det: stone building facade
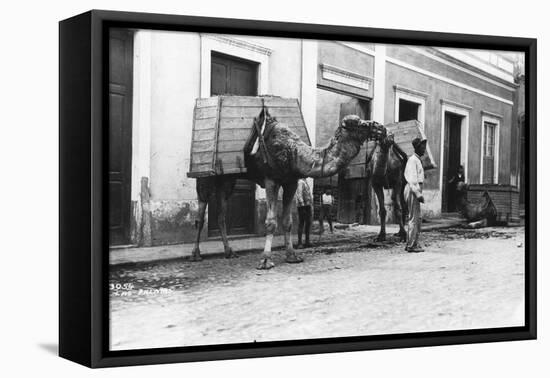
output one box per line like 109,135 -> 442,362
108,28 -> 523,247
314,42 -> 523,223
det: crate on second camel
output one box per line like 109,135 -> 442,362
187,96 -> 312,178
386,119 -> 437,170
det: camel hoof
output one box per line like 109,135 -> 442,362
224,248 -> 238,259
285,253 -> 304,264
257,258 -> 275,270
190,253 -> 202,262
375,234 -> 386,242
395,231 -> 407,242
190,247 -> 202,261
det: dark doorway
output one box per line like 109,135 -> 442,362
442,112 -> 463,213
208,52 -> 258,236
337,98 -> 371,224
337,175 -> 367,224
398,99 -> 420,121
109,29 -> 134,246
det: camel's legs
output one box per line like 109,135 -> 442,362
191,199 -> 207,261
373,183 -> 387,242
391,182 -> 407,241
216,183 -> 237,258
282,181 -> 303,263
258,179 -> 280,270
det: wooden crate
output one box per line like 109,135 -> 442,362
187,96 -> 311,178
467,184 -> 520,224
386,120 -> 437,170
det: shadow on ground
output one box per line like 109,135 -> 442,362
38,343 -> 58,355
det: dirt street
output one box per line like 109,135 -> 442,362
109,226 -> 525,351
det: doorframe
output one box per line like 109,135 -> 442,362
200,34 -> 273,206
205,44 -> 262,237
439,99 -> 471,201
128,30 -> 153,245
199,34 -> 271,97
393,84 -> 428,129
336,97 -> 372,224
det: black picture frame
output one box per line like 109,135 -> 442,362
59,9 -> 537,368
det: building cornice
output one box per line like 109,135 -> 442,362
408,47 -> 518,92
440,99 -> 473,111
394,84 -> 429,99
387,56 -> 514,106
338,42 -> 376,57
203,34 -> 273,56
320,63 -> 373,91
481,110 -> 504,119
462,50 -> 516,76
427,47 -> 519,89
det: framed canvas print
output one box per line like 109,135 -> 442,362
59,10 -> 537,368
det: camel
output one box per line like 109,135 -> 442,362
455,182 -> 498,228
190,109 -> 383,269
365,130 -> 409,242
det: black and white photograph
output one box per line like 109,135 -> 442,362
4,0 -> 547,375
107,28 -> 527,351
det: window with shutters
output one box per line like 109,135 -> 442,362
480,115 -> 500,184
483,122 -> 496,183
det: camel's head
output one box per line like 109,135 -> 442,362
368,121 -> 387,142
378,131 -> 395,149
256,106 -> 277,127
340,115 -> 383,143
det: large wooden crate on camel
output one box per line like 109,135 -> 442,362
187,96 -> 311,178
385,119 -> 437,170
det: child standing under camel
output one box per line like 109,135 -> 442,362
320,188 -> 334,234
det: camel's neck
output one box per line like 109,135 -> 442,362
298,134 -> 363,178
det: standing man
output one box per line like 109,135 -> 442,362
404,137 -> 427,253
295,178 -> 313,248
320,188 -> 334,234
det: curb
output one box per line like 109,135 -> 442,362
109,220 -> 468,267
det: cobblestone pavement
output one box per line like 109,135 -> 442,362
109,226 -> 525,351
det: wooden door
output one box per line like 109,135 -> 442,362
208,179 -> 257,236
208,53 -> 258,236
211,53 -> 258,96
109,29 -> 134,245
337,176 -> 366,224
337,98 -> 370,224
442,112 -> 462,212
